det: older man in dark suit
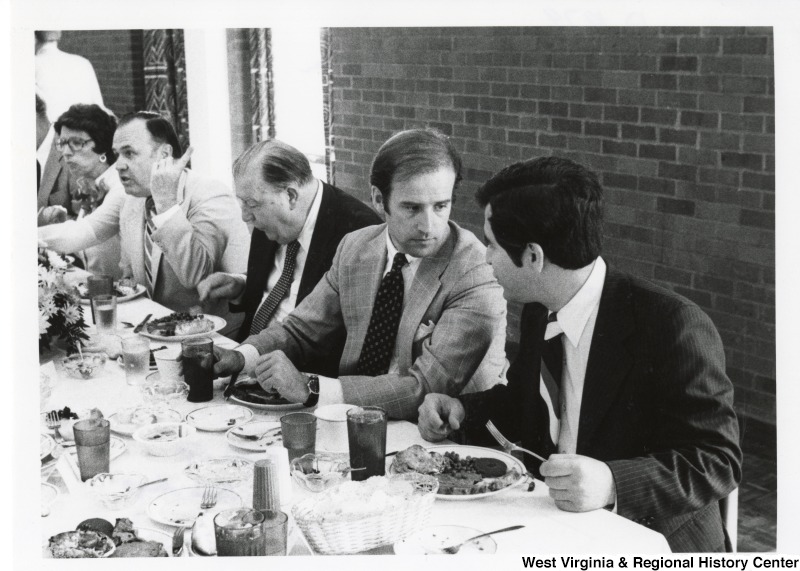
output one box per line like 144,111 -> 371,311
418,156 -> 742,552
198,139 -> 381,374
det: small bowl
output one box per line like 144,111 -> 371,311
61,353 -> 108,379
142,372 -> 189,404
87,472 -> 146,509
291,452 -> 351,493
132,422 -> 195,457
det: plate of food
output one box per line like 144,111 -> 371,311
108,407 -> 182,437
139,312 -> 226,341
69,517 -> 175,557
389,444 -> 525,500
77,279 -> 146,304
228,375 -> 304,411
225,420 -> 282,452
41,433 -> 56,460
45,530 -> 116,558
393,525 -> 497,555
147,486 -> 242,527
184,457 -> 254,485
185,404 -> 253,432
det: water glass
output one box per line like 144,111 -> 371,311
280,412 -> 317,462
86,275 -> 114,297
91,294 -> 117,336
122,336 -> 150,387
346,406 -> 387,481
181,337 -> 214,402
214,508 -> 287,557
73,418 -> 110,482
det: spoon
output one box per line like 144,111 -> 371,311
441,524 -> 525,554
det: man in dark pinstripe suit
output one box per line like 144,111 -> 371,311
418,156 -> 742,552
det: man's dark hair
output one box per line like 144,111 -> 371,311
35,93 -> 47,117
476,156 -> 603,269
117,111 -> 182,158
54,104 -> 118,165
370,128 -> 462,212
232,139 -> 314,188
35,31 -> 62,43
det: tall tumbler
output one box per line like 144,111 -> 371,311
346,406 -> 387,481
73,418 -> 110,482
181,337 -> 214,402
91,295 -> 117,336
86,275 -> 113,322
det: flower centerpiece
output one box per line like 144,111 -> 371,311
38,247 -> 88,355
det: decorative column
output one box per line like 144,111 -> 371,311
143,29 -> 190,152
248,29 -> 275,143
320,28 -> 335,184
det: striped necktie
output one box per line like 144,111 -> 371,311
356,252 -> 408,376
541,312 -> 564,420
249,240 -> 301,335
143,197 -> 157,297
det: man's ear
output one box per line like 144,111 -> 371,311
371,186 -> 386,216
160,144 -> 172,159
285,185 -> 299,207
524,243 -> 545,273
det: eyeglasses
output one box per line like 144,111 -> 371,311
55,137 -> 94,152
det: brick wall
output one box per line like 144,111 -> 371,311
330,27 -> 776,424
58,30 -> 146,118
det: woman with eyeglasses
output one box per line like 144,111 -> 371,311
49,104 -> 123,278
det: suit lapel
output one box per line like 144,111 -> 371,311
395,231 -> 453,370
577,269 -> 635,451
347,229 -> 388,356
300,182 -> 336,302
38,142 -> 62,208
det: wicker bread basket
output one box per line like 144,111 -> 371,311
292,473 -> 439,554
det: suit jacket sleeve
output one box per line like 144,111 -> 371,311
152,175 -> 245,289
38,181 -> 125,253
607,302 -> 742,521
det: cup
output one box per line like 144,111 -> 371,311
213,508 -> 288,557
86,275 -> 114,298
346,406 -> 387,481
73,418 -> 111,482
91,295 -> 117,336
122,336 -> 150,387
154,348 -> 183,381
314,404 -> 356,453
181,337 -> 214,402
280,412 -> 317,462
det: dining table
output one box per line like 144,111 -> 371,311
39,274 -> 672,558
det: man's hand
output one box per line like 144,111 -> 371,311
253,351 -> 308,403
149,146 -> 193,213
540,454 -> 617,512
38,205 -> 68,226
212,346 -> 246,378
417,393 -> 465,442
198,273 -> 246,303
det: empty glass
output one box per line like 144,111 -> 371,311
122,336 -> 150,387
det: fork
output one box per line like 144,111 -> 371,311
45,411 -> 61,432
485,420 -> 547,463
200,485 -> 218,510
230,426 -> 281,441
171,526 -> 186,556
441,524 -> 525,554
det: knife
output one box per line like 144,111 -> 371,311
133,314 -> 153,334
222,371 -> 240,401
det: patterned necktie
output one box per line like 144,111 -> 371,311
356,252 -> 408,376
143,197 -> 157,297
541,312 -> 564,419
249,240 -> 301,335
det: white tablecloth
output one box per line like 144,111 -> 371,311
40,294 -> 672,556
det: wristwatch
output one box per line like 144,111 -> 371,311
303,374 -> 320,407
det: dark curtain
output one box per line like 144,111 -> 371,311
248,29 -> 275,143
143,30 -> 189,152
320,28 -> 335,184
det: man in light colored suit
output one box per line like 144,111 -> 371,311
417,156 -> 742,551
214,129 -> 507,420
38,111 -> 250,316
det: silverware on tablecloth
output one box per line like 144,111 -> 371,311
134,477 -> 169,490
121,322 -> 134,329
190,486 -> 218,556
229,425 -> 281,441
441,524 -> 525,554
172,526 -> 186,556
133,314 -> 153,334
485,420 -> 547,463
222,371 -> 240,400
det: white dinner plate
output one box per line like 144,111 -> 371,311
394,525 -> 497,555
67,435 -> 127,461
41,482 -> 59,508
108,408 -> 182,437
185,404 -> 253,432
228,376 -> 304,411
138,315 -> 227,341
40,434 -> 56,460
184,458 -> 254,485
225,421 -> 282,452
389,444 -> 526,501
147,486 -> 242,527
78,283 -> 147,305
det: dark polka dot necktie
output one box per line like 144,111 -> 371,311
249,240 -> 300,335
356,252 -> 408,376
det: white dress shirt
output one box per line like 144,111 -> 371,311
542,256 -> 607,453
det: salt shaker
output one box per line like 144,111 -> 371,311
253,459 -> 280,512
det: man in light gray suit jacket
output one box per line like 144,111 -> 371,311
214,129 -> 507,420
38,112 -> 250,317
